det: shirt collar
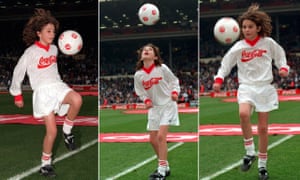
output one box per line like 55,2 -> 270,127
34,41 -> 50,51
142,63 -> 155,74
245,36 -> 260,46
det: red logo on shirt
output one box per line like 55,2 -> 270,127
142,77 -> 162,90
241,49 -> 267,62
37,55 -> 57,69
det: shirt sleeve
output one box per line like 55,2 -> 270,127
270,38 -> 290,72
162,64 -> 180,94
215,46 -> 238,82
9,51 -> 28,96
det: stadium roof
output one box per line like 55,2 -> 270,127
0,0 -> 97,21
100,0 -> 197,30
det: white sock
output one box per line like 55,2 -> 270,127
41,152 -> 52,167
258,152 -> 267,169
244,137 -> 256,156
158,166 -> 167,176
63,117 -> 74,134
158,160 -> 168,176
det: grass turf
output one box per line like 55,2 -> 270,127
99,108 -> 198,179
199,96 -> 300,179
0,92 -> 98,179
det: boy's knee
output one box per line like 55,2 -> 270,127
239,111 -> 250,121
72,92 -> 82,108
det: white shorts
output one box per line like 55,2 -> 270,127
147,101 -> 180,131
237,84 -> 278,112
32,82 -> 72,118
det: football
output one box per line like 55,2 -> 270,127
58,30 -> 83,55
213,17 -> 240,45
138,3 -> 160,26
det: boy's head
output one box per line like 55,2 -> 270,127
23,8 -> 59,46
136,43 -> 163,70
238,4 -> 272,39
138,43 -> 162,62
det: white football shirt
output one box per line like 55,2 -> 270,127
215,37 -> 289,85
10,41 -> 63,96
134,63 -> 180,106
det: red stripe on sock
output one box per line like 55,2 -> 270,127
42,156 -> 50,161
42,153 -> 51,161
244,141 -> 253,146
159,160 -> 168,166
244,138 -> 253,146
258,153 -> 268,159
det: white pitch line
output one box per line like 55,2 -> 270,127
200,135 -> 294,180
8,139 -> 98,180
105,142 -> 184,180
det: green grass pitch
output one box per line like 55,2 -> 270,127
0,92 -> 98,179
199,96 -> 300,179
99,108 -> 198,179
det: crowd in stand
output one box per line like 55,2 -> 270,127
58,45 -> 98,85
99,72 -> 198,105
100,39 -> 197,76
99,38 -> 198,105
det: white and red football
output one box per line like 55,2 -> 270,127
213,17 -> 240,45
138,3 -> 160,26
58,30 -> 83,55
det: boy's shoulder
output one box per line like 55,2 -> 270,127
258,36 -> 274,43
160,63 -> 168,68
227,40 -> 246,51
134,69 -> 144,76
23,44 -> 37,54
259,37 -> 281,47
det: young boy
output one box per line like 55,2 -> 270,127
213,4 -> 289,180
9,8 -> 82,177
134,43 -> 180,180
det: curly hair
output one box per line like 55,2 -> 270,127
23,8 -> 59,46
238,3 -> 272,38
135,43 -> 163,70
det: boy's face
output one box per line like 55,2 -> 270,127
141,46 -> 158,61
242,19 -> 261,40
37,23 -> 56,46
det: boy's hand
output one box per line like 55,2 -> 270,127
171,94 -> 178,101
279,69 -> 288,77
15,101 -> 24,108
145,99 -> 153,109
213,83 -> 221,92
14,95 -> 24,108
145,101 -> 153,109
